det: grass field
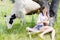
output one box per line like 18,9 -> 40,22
0,0 -> 60,40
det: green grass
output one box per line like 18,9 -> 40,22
0,0 -> 60,40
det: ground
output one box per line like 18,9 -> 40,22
0,0 -> 60,40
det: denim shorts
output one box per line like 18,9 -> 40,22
35,24 -> 43,30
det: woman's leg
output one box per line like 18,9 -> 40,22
39,28 -> 52,38
26,27 -> 41,33
51,29 -> 55,40
39,27 -> 55,40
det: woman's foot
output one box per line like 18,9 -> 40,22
26,27 -> 31,32
39,34 -> 44,39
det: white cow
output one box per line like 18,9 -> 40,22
5,0 -> 40,29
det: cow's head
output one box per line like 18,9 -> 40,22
4,14 -> 16,29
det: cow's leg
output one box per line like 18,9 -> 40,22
20,13 -> 25,25
49,0 -> 60,26
5,14 -> 16,29
18,9 -> 26,25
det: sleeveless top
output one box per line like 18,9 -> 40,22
37,13 -> 47,25
35,13 -> 48,30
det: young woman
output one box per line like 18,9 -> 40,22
26,7 -> 55,40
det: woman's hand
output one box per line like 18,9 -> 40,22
43,20 -> 49,26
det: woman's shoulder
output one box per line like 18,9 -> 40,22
38,13 -> 43,17
39,13 -> 42,15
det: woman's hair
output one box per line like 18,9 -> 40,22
39,6 -> 45,16
40,6 -> 45,13
40,6 -> 49,17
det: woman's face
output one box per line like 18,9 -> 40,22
43,7 -> 48,15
